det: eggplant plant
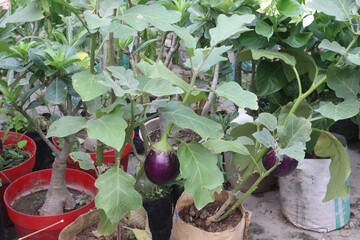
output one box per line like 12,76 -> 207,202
0,0 -> 357,237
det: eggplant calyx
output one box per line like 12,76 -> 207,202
152,134 -> 174,154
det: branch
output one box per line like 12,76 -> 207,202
164,35 -> 180,67
201,63 -> 220,116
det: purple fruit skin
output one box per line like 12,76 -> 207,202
262,150 -> 298,177
145,149 -> 180,185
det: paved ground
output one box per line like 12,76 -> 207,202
5,143 -> 360,240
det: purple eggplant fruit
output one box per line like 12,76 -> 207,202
262,150 -> 298,177
145,149 -> 180,185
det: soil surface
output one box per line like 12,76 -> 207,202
179,201 -> 242,232
12,189 -> 92,216
75,220 -> 136,240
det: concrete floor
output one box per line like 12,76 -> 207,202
5,143 -> 360,240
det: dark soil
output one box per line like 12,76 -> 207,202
150,129 -> 201,147
0,145 -> 30,170
179,201 -> 242,232
12,189 -> 92,216
75,220 -> 136,240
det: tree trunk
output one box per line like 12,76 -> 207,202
39,137 -> 76,216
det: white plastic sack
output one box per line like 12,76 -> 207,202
279,158 -> 350,232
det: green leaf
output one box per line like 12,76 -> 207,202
100,21 -> 137,40
95,166 -> 142,224
118,5 -> 180,31
281,32 -> 312,48
326,66 -> 359,99
209,14 -> 255,46
84,11 -> 112,30
202,139 -> 250,155
316,99 -> 360,121
17,140 -> 27,149
238,49 -> 296,67
0,58 -> 22,70
136,60 -> 205,103
184,45 -> 232,73
69,152 -> 95,170
256,61 -> 288,96
47,116 -> 87,138
277,0 -> 304,17
124,227 -> 152,240
136,76 -> 184,97
178,142 -> 224,209
257,113 -> 277,131
278,114 -> 312,149
98,209 -> 118,235
306,0 -> 357,22
278,101 -> 313,126
107,66 -> 139,89
314,132 -> 351,202
318,40 -> 347,55
277,142 -> 306,162
282,49 -> 318,82
45,78 -> 67,104
99,0 -> 123,17
72,71 -> 110,101
85,109 -> 127,151
215,82 -> 258,110
253,129 -> 276,149
255,20 -> 273,39
162,101 -> 224,140
0,0 -> 44,28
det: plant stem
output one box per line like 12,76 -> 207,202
292,66 -> 302,98
90,33 -> 97,74
96,141 -> 104,166
201,63 -> 220,116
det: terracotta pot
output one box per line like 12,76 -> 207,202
52,131 -> 134,178
171,191 -> 252,240
4,168 -> 97,240
0,131 -> 36,226
224,152 -> 278,194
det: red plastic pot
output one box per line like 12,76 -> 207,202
4,168 -> 97,240
52,131 -> 134,178
0,131 -> 36,226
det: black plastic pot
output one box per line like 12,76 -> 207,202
171,184 -> 184,208
329,119 -> 359,144
23,131 -> 54,171
0,202 -> 5,240
143,195 -> 173,240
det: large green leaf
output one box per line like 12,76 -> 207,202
45,78 -> 67,104
255,20 -> 273,39
314,132 -> 351,202
215,82 -> 258,110
98,209 -> 118,235
281,32 -> 312,48
202,139 -> 251,155
282,49 -> 318,82
256,113 -> 277,131
277,0 -> 304,17
277,142 -> 306,162
84,11 -> 112,30
0,0 -> 44,28
326,66 -> 359,99
72,71 -> 110,101
178,142 -> 224,209
162,101 -> 223,140
85,109 -> 127,151
100,21 -> 137,40
253,128 -> 276,149
278,114 -> 312,149
318,40 -> 347,55
136,60 -> 206,103
47,116 -> 87,138
306,0 -> 357,22
256,61 -> 288,96
118,5 -> 180,31
209,14 -> 255,46
316,99 -> 360,121
184,45 -> 232,73
238,49 -> 296,67
0,58 -> 22,70
95,166 -> 142,225
278,101 -> 313,125
136,76 -> 184,97
99,0 -> 123,17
